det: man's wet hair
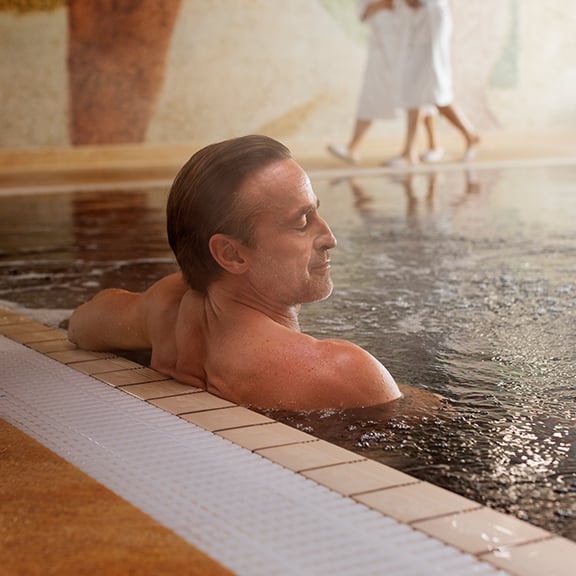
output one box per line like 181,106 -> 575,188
167,134 -> 292,293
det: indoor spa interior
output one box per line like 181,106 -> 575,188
1,1 -> 575,575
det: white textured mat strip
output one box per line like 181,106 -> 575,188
0,336 -> 504,576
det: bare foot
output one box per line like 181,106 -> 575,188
462,134 -> 481,162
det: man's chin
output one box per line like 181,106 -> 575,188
305,281 -> 334,303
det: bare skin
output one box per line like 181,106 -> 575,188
69,160 -> 402,411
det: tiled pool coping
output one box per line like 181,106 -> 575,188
2,305 -> 575,575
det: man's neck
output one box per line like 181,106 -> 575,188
206,282 -> 301,332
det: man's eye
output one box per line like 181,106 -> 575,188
295,219 -> 309,230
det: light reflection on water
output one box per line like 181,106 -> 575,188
277,166 -> 576,540
0,166 -> 575,539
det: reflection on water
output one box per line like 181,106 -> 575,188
0,187 -> 177,311
0,166 -> 575,540
275,166 -> 576,540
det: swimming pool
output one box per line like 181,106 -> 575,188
1,164 -> 575,541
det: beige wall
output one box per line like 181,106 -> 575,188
0,0 -> 574,150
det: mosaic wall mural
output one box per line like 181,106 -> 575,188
67,0 -> 180,145
0,0 -> 574,148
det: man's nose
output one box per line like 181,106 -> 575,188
317,216 -> 337,250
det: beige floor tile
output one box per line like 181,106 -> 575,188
482,536 -> 576,576
47,349 -> 116,363
256,439 -> 364,472
217,421 -> 316,450
0,309 -> 27,325
182,406 -> 274,432
27,339 -> 77,353
69,357 -> 142,375
149,392 -> 234,414
354,481 -> 481,524
95,367 -> 171,387
120,379 -> 201,400
414,507 -> 552,555
302,459 -> 418,496
8,329 -> 68,344
0,320 -> 49,335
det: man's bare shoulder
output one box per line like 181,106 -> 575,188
142,272 -> 194,327
222,326 -> 401,410
307,337 -> 401,405
143,272 -> 189,302
144,273 -> 201,342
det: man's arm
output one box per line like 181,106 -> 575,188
68,288 -> 150,351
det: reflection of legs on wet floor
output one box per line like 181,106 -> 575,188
399,172 -> 443,227
465,170 -> 481,194
401,173 -> 419,225
426,172 -> 438,206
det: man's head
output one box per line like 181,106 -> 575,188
229,157 -> 338,306
167,135 -> 292,293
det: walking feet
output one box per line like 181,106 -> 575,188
327,144 -> 358,165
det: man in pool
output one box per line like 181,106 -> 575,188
68,135 -> 402,410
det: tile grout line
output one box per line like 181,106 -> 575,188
1,307 -> 574,574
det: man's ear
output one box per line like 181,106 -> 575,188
208,233 -> 249,274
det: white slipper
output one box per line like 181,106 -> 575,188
384,156 -> 414,167
327,144 -> 357,165
420,148 -> 445,163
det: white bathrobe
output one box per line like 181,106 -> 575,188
356,0 -> 407,120
400,0 -> 454,109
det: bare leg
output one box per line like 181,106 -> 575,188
437,104 -> 480,160
347,119 -> 372,157
423,113 -> 438,151
399,108 -> 421,164
420,112 -> 444,162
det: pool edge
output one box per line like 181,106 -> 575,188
2,305 -> 575,576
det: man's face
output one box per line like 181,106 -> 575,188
238,159 -> 337,307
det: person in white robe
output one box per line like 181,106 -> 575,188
328,0 -> 478,166
328,0 -> 442,165
395,0 -> 480,164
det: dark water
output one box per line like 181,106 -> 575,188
1,166 -> 575,540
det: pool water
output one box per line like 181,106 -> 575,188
1,165 -> 575,540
